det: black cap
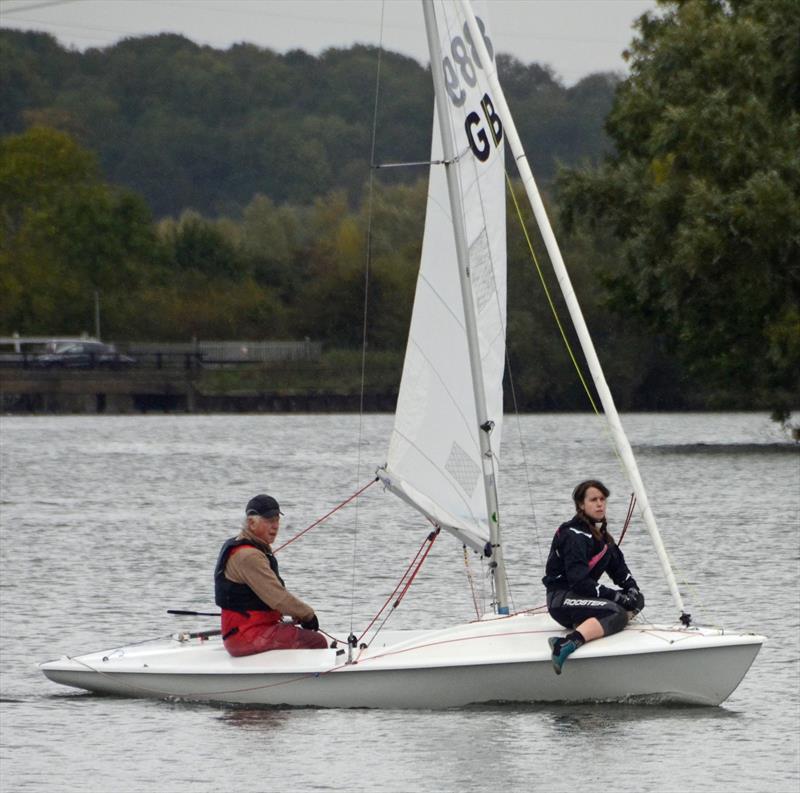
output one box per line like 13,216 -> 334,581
245,494 -> 283,519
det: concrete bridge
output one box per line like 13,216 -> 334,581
0,367 -> 398,414
0,339 -> 346,413
0,367 -> 200,413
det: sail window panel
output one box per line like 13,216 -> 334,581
445,441 -> 481,499
469,228 -> 495,314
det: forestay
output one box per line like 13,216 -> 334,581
379,0 -> 506,553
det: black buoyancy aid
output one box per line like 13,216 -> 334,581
542,516 -> 612,590
214,536 -> 285,612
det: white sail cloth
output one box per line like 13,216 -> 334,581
379,0 -> 506,552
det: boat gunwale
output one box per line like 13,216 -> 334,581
38,618 -> 765,678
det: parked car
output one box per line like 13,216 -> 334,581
35,341 -> 136,369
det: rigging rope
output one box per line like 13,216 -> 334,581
272,478 -> 378,554
618,492 -> 636,546
503,353 -> 545,569
356,527 -> 440,645
348,0 -> 387,638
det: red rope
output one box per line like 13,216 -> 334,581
618,492 -> 636,546
394,528 -> 439,607
357,527 -> 440,642
273,477 -> 378,553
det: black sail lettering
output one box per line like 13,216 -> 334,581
465,111 -> 490,162
481,94 -> 503,146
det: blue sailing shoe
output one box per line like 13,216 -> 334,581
548,636 -> 578,675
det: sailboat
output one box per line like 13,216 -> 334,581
39,0 -> 764,708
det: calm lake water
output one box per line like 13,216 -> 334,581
1,412 -> 798,792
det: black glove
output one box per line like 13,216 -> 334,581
300,614 -> 319,631
619,587 -> 645,612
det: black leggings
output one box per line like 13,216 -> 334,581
547,589 -> 628,637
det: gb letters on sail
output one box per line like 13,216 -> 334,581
378,1 -> 506,553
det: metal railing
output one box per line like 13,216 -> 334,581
0,339 -> 322,370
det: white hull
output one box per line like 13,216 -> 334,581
39,612 -> 763,708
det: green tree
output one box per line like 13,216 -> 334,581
360,180 -> 425,349
0,30 -> 76,135
159,210 -> 246,278
504,182 -> 691,412
294,192 -> 367,346
0,126 -> 155,336
293,182 -> 424,351
557,0 -> 800,407
239,194 -> 307,301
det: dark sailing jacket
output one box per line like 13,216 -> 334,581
214,536 -> 285,612
541,515 -> 638,599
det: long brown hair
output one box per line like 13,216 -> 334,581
572,479 -> 616,545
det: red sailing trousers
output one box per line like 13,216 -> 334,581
221,609 -> 327,656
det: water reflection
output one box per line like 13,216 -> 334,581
636,443 -> 799,455
544,703 -> 740,734
216,706 -> 293,730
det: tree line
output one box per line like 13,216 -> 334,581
1,0 -> 797,412
557,0 -> 799,412
0,28 -> 616,218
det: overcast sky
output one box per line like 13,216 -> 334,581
1,0 -> 658,85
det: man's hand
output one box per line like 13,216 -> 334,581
300,615 -> 320,631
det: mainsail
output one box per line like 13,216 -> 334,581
379,0 -> 506,554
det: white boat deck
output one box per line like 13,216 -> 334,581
40,613 -> 764,707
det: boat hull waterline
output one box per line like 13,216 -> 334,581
39,613 -> 763,708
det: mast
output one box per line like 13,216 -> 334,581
421,0 -> 510,614
458,0 -> 688,619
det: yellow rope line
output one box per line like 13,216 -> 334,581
505,172 -> 600,415
504,172 -> 641,504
